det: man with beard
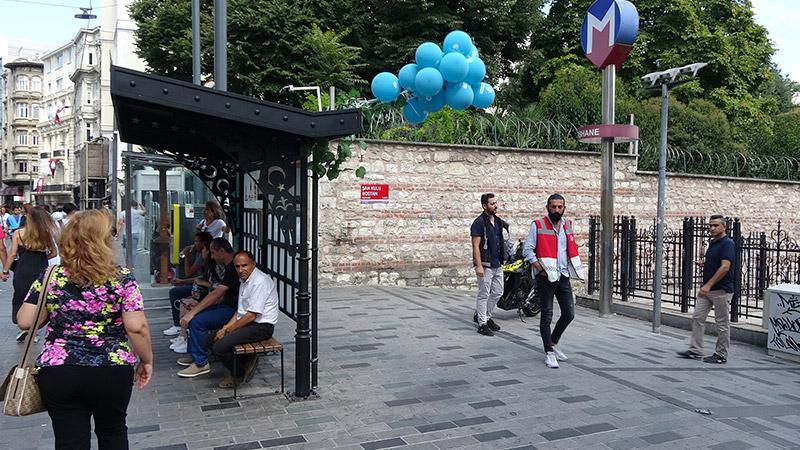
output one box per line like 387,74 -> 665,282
523,194 -> 584,368
470,193 -> 509,336
678,215 -> 735,364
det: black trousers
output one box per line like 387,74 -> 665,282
212,322 -> 274,377
37,365 -> 134,450
537,274 -> 575,352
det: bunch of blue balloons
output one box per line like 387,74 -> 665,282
370,30 -> 496,125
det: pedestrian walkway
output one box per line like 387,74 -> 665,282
1,282 -> 799,449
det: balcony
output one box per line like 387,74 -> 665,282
53,149 -> 66,158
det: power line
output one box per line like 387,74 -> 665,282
0,0 -> 118,9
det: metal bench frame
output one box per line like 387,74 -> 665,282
232,338 -> 284,398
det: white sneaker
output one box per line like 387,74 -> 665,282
169,335 -> 185,345
163,326 -> 181,336
169,335 -> 186,349
552,345 -> 568,361
171,341 -> 188,353
545,352 -> 559,368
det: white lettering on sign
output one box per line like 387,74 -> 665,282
578,127 -> 600,139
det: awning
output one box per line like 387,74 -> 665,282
0,186 -> 23,196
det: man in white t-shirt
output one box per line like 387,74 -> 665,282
211,251 -> 278,388
116,202 -> 146,258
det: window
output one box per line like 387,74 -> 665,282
15,75 -> 29,91
31,77 -> 42,91
16,132 -> 28,145
55,78 -> 63,91
66,49 -> 72,64
32,134 -> 39,146
86,123 -> 92,140
56,53 -> 64,68
86,82 -> 93,104
88,52 -> 93,65
19,162 -> 27,173
32,165 -> 38,173
47,82 -> 51,94
31,104 -> 40,119
16,103 -> 29,118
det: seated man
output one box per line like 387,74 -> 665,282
212,251 -> 279,388
164,231 -> 213,337
177,237 -> 240,377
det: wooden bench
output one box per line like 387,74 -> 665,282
232,337 -> 284,398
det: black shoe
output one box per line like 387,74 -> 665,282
473,312 -> 478,324
677,350 -> 702,360
487,319 -> 500,332
703,353 -> 727,364
477,324 -> 494,336
15,331 -> 28,342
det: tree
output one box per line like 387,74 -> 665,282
129,0 -> 366,102
503,0 -> 778,136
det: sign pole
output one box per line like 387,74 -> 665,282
652,82 -> 669,332
599,64 -> 615,317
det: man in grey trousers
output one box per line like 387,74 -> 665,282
470,193 -> 508,336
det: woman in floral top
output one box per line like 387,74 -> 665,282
17,209 -> 153,450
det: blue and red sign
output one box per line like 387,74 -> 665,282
581,0 -> 639,69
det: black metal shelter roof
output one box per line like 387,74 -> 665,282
111,65 -> 361,160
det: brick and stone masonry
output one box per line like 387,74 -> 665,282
318,140 -> 800,290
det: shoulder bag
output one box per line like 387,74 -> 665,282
0,265 -> 57,416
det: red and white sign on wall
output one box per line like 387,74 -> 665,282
361,183 -> 389,204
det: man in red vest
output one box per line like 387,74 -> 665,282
523,194 -> 584,368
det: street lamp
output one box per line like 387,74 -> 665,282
641,62 -> 708,333
281,85 -> 323,112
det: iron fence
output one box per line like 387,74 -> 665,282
587,216 -> 800,321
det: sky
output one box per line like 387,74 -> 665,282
0,0 -> 798,83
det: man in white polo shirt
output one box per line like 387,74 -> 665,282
212,250 -> 279,388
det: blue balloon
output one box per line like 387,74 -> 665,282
472,82 -> 495,109
415,67 -> 444,97
370,72 -> 400,103
469,45 -> 480,59
439,52 -> 468,83
415,42 -> 443,68
464,57 -> 486,84
443,30 -> 473,56
398,63 -> 419,91
403,97 -> 427,124
445,82 -> 474,110
418,91 -> 446,113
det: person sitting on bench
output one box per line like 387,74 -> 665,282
212,250 -> 278,389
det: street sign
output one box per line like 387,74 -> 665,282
581,0 -> 639,69
361,183 -> 389,204
577,124 -> 639,144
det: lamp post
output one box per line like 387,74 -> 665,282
641,62 -> 707,333
281,85 -> 323,111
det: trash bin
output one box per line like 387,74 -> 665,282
765,283 -> 800,362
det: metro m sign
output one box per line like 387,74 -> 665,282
581,0 -> 639,69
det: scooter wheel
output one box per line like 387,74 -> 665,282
522,303 -> 540,317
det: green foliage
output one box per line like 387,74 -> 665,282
309,137 -> 367,181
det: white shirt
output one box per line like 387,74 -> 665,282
120,209 -> 145,235
201,218 -> 226,238
237,267 -> 279,324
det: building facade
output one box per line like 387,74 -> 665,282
1,58 -> 44,202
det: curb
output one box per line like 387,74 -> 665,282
575,293 -> 767,347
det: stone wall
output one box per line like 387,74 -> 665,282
318,140 -> 800,289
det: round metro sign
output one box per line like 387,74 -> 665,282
580,0 -> 639,69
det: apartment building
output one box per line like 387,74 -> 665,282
1,58 -> 44,202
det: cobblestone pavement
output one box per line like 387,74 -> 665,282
1,280 -> 799,450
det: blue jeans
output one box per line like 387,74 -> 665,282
187,304 -> 235,365
169,285 -> 194,327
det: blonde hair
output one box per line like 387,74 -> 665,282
21,207 -> 55,252
59,210 -> 117,285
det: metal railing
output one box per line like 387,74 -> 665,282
587,216 -> 800,321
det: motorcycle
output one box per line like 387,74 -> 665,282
496,240 -> 541,321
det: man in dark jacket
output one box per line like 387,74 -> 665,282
470,193 -> 508,336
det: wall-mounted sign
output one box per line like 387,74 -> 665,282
185,204 -> 195,218
361,183 -> 389,204
577,124 -> 639,144
581,0 -> 639,69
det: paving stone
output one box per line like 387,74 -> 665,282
468,400 -> 506,409
213,442 -> 262,450
558,395 -> 595,404
708,440 -> 754,450
359,437 -> 407,449
640,431 -> 684,444
260,435 -> 307,447
385,399 -> 422,407
415,422 -> 458,433
540,428 -> 582,441
472,429 -> 516,442
452,416 -> 493,427
489,379 -> 522,387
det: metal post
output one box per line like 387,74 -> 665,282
311,167 -> 319,388
111,132 -> 118,225
588,216 -> 597,295
124,152 -> 133,269
599,64 -> 616,317
295,156 -> 311,397
328,86 -> 335,111
192,0 -> 201,85
158,167 -> 169,285
731,219 -> 742,322
213,0 -> 227,91
653,82 -> 669,332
